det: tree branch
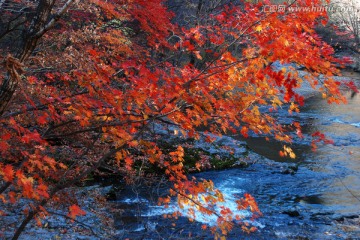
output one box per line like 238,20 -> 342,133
34,0 -> 75,39
46,210 -> 100,237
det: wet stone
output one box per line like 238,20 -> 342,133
283,209 -> 301,217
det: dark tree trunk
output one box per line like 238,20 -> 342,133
0,0 -> 56,116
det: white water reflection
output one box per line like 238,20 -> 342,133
142,175 -> 252,226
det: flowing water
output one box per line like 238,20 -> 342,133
113,71 -> 360,239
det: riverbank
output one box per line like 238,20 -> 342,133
0,185 -> 117,239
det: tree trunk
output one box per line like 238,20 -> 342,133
0,0 -> 56,116
0,74 -> 18,116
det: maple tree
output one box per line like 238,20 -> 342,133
329,0 -> 360,48
315,0 -> 360,56
0,0 -> 357,239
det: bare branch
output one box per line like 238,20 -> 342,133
34,0 -> 75,38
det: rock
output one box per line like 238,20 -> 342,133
335,51 -> 360,72
281,165 -> 298,175
283,209 -> 301,217
234,160 -> 249,168
334,214 -> 360,222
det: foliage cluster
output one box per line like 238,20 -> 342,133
0,0 -> 357,238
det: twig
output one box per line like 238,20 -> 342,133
46,210 -> 100,237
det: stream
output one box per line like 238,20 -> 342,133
113,71 -> 360,239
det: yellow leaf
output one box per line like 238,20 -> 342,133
116,152 -> 122,161
255,25 -> 262,32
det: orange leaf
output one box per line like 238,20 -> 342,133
2,165 -> 14,182
8,191 -> 16,204
241,126 -> 249,138
194,51 -> 202,60
68,204 -> 86,219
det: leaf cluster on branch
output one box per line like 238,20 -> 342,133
0,0 -> 357,239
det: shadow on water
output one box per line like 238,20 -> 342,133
234,136 -> 309,163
